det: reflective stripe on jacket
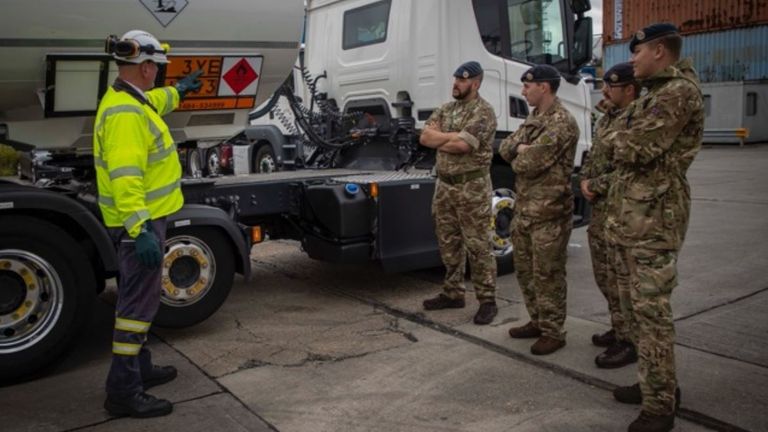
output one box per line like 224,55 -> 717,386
93,84 -> 183,238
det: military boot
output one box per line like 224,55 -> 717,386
591,329 -> 616,347
530,336 -> 566,355
104,392 -> 173,418
142,365 -> 178,390
595,341 -> 637,369
473,302 -> 498,325
614,384 -> 681,412
423,294 -> 465,310
508,322 -> 541,339
628,411 -> 675,432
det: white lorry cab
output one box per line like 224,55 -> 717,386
302,0 -> 594,164
242,0 -> 593,201
235,0 -> 594,251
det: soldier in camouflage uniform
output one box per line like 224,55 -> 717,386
499,64 -> 579,356
605,24 -> 704,432
580,62 -> 641,369
421,61 -> 499,325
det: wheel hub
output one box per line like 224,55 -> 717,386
490,189 -> 516,257
0,251 -> 61,353
161,236 -> 216,307
169,256 -> 202,288
259,154 -> 276,173
0,270 -> 26,315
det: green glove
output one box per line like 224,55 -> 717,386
135,222 -> 162,269
175,69 -> 203,100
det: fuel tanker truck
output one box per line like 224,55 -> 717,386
0,0 -> 304,382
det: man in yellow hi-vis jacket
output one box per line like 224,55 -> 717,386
94,29 -> 201,418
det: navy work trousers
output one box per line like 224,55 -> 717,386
105,218 -> 167,397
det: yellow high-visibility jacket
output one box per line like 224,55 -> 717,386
93,83 -> 183,238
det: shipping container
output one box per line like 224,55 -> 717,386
603,25 -> 768,144
604,0 -> 768,45
604,25 -> 768,83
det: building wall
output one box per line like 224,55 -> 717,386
742,83 -> 768,143
604,0 -> 768,45
701,82 -> 744,130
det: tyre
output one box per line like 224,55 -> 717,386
154,227 -> 235,328
0,216 -> 95,383
252,144 -> 277,173
204,147 -> 221,176
491,188 -> 516,275
187,148 -> 203,177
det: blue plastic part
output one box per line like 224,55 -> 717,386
344,183 -> 360,195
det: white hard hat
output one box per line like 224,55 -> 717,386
111,30 -> 169,64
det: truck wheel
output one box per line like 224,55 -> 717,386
252,145 -> 277,173
491,188 -> 515,274
0,216 -> 95,383
205,147 -> 221,176
155,227 -> 235,328
187,148 -> 203,177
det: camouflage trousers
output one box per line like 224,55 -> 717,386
432,175 -> 496,302
614,245 -> 679,415
512,215 -> 571,340
587,221 -> 629,341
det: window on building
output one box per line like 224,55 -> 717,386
343,0 -> 391,50
703,95 -> 711,117
746,92 -> 758,116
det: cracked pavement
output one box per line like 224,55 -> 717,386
1,146 -> 767,432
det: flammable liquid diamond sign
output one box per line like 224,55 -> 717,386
219,57 -> 262,96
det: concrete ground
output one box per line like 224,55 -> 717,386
1,145 -> 767,432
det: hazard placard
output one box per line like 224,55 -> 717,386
163,55 -> 263,111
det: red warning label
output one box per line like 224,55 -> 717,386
222,58 -> 259,95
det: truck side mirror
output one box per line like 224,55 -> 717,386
571,0 -> 591,14
571,16 -> 593,72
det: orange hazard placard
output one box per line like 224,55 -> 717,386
178,97 -> 256,111
163,55 -> 262,111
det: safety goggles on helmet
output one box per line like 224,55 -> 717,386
105,34 -> 171,64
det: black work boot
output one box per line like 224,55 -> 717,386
595,341 -> 637,369
614,384 -> 682,412
142,365 -> 178,390
628,410 -> 675,432
423,294 -> 465,310
591,329 -> 617,347
104,392 -> 173,418
473,302 -> 498,325
508,321 -> 542,339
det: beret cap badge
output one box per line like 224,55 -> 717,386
636,30 -> 646,40
526,72 -> 534,81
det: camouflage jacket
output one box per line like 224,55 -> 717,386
604,58 -> 704,250
499,97 -> 579,221
426,97 -> 497,176
581,100 -> 624,225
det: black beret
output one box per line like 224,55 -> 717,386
603,62 -> 635,85
629,23 -> 679,52
520,64 -> 561,83
453,61 -> 483,79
